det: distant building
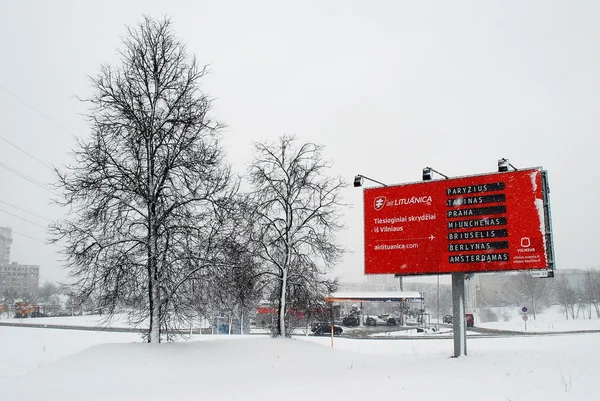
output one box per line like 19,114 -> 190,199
0,262 -> 40,297
0,227 -> 41,298
0,227 -> 12,266
367,275 -> 400,291
338,275 -> 400,292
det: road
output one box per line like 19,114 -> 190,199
332,322 -> 600,339
2,321 -> 600,339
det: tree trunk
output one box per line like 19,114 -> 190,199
147,214 -> 161,343
240,309 -> 244,335
149,272 -> 161,343
146,129 -> 161,343
305,317 -> 310,336
279,269 -> 288,337
147,191 -> 161,343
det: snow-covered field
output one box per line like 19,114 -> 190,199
477,305 -> 600,332
0,313 -> 140,329
0,326 -> 139,378
0,325 -> 597,401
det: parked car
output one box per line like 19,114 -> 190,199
365,315 -> 397,326
342,315 -> 360,327
442,314 -> 474,327
30,311 -> 47,318
313,324 -> 343,336
311,322 -> 329,332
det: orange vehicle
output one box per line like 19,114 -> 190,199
14,302 -> 39,318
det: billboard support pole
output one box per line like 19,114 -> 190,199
452,273 -> 467,357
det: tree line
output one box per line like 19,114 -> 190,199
478,270 -> 600,320
49,17 -> 346,343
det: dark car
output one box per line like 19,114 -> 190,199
443,315 -> 453,324
311,322 -> 328,332
31,311 -> 47,318
313,324 -> 343,336
342,315 -> 360,327
365,315 -> 397,326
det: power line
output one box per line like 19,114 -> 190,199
0,207 -> 48,229
9,229 -> 47,244
0,160 -> 56,195
0,83 -> 75,139
0,199 -> 51,222
0,134 -> 54,170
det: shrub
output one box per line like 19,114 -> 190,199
480,308 -> 499,323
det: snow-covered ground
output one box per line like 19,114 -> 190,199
0,326 -> 139,378
371,327 -> 455,337
0,312 -> 140,329
476,305 -> 600,332
0,325 -> 597,401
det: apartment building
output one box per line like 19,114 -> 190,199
0,262 -> 40,297
0,227 -> 40,297
0,227 -> 12,266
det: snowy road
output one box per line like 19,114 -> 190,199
3,321 -> 600,340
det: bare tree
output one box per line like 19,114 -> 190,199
51,16 -> 233,343
554,276 -> 577,319
38,282 -> 59,304
205,235 -> 264,334
505,272 -> 549,319
247,135 -> 346,337
2,288 -> 18,318
582,269 -> 600,318
286,269 -> 338,334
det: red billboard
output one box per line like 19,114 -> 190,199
363,168 -> 552,275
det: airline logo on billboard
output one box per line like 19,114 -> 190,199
374,196 -> 386,211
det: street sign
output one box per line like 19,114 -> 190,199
522,306 -> 528,313
363,168 -> 552,275
530,270 -> 550,278
522,314 -> 528,321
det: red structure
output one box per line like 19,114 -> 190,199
363,168 -> 552,275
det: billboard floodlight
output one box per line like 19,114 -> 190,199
353,174 -> 387,187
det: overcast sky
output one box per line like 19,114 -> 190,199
1,0 -> 599,285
